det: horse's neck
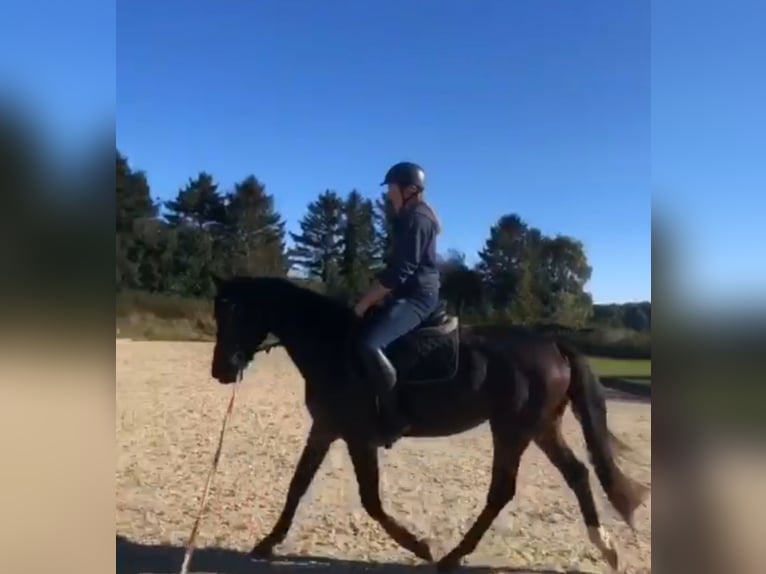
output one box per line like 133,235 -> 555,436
265,297 -> 351,380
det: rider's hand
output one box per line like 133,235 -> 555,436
353,301 -> 368,317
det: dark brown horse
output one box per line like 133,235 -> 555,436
210,275 -> 649,571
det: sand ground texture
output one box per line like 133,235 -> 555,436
116,341 -> 651,573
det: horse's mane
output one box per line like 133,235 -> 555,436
224,275 -> 358,338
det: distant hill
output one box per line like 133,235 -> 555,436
591,302 -> 651,331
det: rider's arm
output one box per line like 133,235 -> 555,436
355,211 -> 435,314
377,212 -> 432,291
356,281 -> 391,312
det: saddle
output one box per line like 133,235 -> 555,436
381,300 -> 460,384
413,300 -> 459,335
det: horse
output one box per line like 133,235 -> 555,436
209,275 -> 649,572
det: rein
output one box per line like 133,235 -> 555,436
178,339 -> 280,574
178,369 -> 242,574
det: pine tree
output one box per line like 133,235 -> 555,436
438,249 -> 484,315
163,172 -> 227,296
116,150 -> 157,233
168,225 -> 215,296
476,213 -> 550,322
221,175 -> 287,277
340,190 -> 379,301
373,191 -> 396,269
116,150 -> 160,290
164,172 -> 226,229
288,190 -> 345,289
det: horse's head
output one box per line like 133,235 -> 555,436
210,275 -> 270,384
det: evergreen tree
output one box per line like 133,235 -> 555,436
115,150 -> 160,290
373,191 -> 396,268
340,190 -> 379,301
163,172 -> 227,296
164,172 -> 226,229
112,149 -> 615,331
168,225 -> 215,296
289,190 -> 345,289
438,249 -> 484,315
131,218 -> 177,292
222,175 -> 287,277
116,150 -> 157,233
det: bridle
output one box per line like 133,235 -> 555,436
217,297 -> 281,371
217,298 -> 247,368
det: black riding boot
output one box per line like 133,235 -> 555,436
361,347 -> 410,448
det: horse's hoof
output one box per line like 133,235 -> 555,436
413,539 -> 434,563
436,558 -> 460,572
249,542 -> 274,560
604,546 -> 621,572
435,553 -> 461,572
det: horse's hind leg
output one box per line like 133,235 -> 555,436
345,440 -> 434,562
436,432 -> 531,572
250,424 -> 334,558
535,418 -> 620,571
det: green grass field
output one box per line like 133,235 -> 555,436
587,356 -> 651,380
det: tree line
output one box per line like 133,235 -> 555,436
116,149 -> 650,330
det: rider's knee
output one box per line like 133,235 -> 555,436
358,335 -> 379,355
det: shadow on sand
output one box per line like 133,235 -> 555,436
116,535 -> 595,574
600,376 -> 651,403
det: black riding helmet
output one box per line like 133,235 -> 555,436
381,161 -> 426,190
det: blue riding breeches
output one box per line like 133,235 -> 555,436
359,294 -> 439,353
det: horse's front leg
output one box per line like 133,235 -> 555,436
250,424 -> 334,558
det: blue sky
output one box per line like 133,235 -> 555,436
2,1 -> 763,309
113,0 -> 650,304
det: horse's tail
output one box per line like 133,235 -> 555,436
557,341 -> 649,528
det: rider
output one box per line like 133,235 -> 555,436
353,161 -> 441,446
